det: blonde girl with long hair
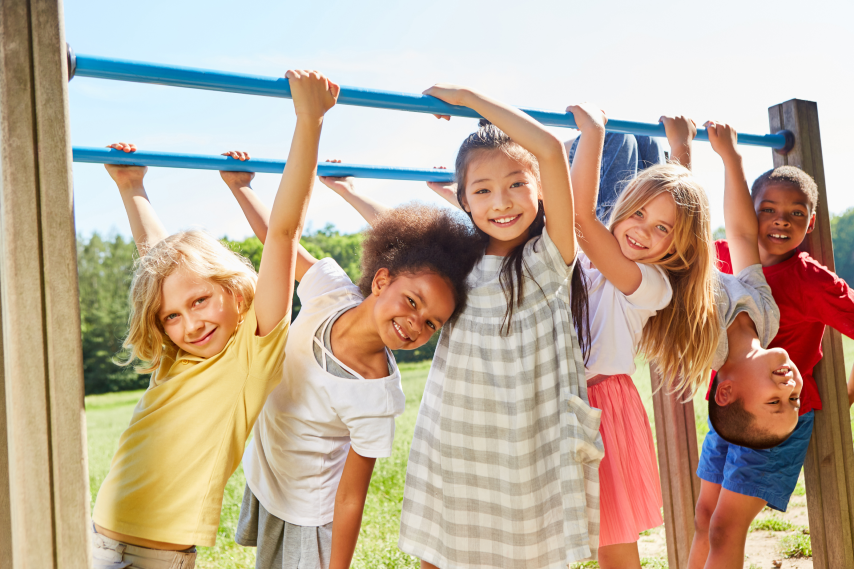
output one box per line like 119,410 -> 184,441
567,104 -> 719,569
90,71 -> 339,569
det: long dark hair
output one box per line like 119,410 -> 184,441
454,119 -> 590,360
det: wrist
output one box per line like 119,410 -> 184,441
117,182 -> 145,193
721,151 -> 743,167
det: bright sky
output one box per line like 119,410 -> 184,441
67,0 -> 854,240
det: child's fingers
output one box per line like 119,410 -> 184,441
432,114 -> 451,121
433,166 -> 447,170
325,159 -> 342,163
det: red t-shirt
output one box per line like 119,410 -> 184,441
713,240 -> 854,415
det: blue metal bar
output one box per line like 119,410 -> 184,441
72,147 -> 456,182
72,53 -> 788,150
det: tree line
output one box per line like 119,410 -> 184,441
77,210 -> 854,395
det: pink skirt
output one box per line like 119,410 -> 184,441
588,373 -> 663,547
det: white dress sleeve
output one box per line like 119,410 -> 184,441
297,258 -> 358,306
625,263 -> 673,311
329,376 -> 406,458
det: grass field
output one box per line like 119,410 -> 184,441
86,339 -> 854,568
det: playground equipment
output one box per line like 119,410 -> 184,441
0,4 -> 850,567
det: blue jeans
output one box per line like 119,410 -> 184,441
568,133 -> 666,222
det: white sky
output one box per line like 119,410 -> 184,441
66,0 -> 854,240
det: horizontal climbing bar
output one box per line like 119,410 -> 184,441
70,52 -> 790,150
72,147 -> 456,182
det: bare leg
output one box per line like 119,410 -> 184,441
421,560 -> 440,569
704,488 -> 766,569
688,480 -> 722,569
598,542 -> 641,569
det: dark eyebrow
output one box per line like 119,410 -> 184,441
471,177 -> 492,185
504,170 -> 525,178
759,199 -> 808,208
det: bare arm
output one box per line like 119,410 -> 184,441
318,161 -> 391,226
425,166 -> 462,209
661,115 -> 696,169
565,104 -> 645,294
425,85 -> 575,263
706,121 -> 760,273
328,448 -> 376,569
254,70 -> 340,336
104,143 -> 168,256
219,153 -> 317,282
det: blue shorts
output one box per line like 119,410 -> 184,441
696,410 -> 814,511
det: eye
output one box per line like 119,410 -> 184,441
407,296 -> 416,309
164,313 -> 178,322
792,211 -> 804,217
510,181 -> 527,188
769,400 -> 780,405
193,297 -> 208,307
427,321 -> 436,330
760,208 -> 774,213
634,210 -> 643,218
474,188 -> 490,194
656,225 -> 668,234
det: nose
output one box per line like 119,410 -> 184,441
185,313 -> 205,338
491,189 -> 513,211
773,212 -> 790,226
407,312 -> 424,337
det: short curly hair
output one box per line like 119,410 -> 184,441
751,166 -> 819,213
358,203 -> 483,321
708,375 -> 792,450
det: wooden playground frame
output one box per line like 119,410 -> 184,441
0,1 -> 851,567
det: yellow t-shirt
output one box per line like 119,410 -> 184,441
93,304 -> 289,546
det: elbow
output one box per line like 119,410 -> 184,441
539,134 -> 568,162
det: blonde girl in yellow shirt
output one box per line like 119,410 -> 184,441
90,71 -> 339,569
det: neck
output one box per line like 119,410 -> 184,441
758,245 -> 798,267
485,232 -> 529,256
331,299 -> 387,358
725,312 -> 761,370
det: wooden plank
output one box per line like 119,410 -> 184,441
0,286 -> 10,569
651,363 -> 700,569
769,99 -> 854,569
30,1 -> 92,566
0,0 -> 90,567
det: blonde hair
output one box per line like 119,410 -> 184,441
119,230 -> 257,373
608,163 -> 720,396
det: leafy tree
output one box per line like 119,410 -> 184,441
77,233 -> 149,394
832,208 -> 854,283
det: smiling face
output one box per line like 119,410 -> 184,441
371,268 -> 456,351
158,267 -> 243,358
611,192 -> 678,263
460,151 -> 541,256
754,182 -> 816,265
716,345 -> 803,440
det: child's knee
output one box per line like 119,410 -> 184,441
694,499 -> 715,533
707,514 -> 747,550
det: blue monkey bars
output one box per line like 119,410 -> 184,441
72,147 -> 457,182
68,49 -> 794,152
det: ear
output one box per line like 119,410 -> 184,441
806,212 -> 816,234
371,267 -> 391,297
714,379 -> 735,406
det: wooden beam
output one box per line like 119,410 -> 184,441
651,364 -> 700,569
769,99 -> 854,569
0,1 -> 91,567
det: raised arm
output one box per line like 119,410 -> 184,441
104,142 -> 169,256
424,85 -> 575,263
318,160 -> 391,226
328,448 -> 376,569
219,151 -> 317,282
661,115 -> 696,169
565,104 -> 642,294
706,121 -> 760,273
254,70 -> 339,336
425,166 -> 462,209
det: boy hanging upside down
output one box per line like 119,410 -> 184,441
690,164 -> 854,569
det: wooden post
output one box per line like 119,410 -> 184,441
768,99 -> 854,569
0,1 -> 91,567
651,364 -> 700,569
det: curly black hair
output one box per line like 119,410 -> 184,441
358,203 -> 483,320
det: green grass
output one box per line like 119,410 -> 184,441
749,516 -> 797,532
779,532 -> 812,558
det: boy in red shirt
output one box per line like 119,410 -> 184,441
689,166 -> 854,569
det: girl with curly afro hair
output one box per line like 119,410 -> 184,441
219,156 -> 482,569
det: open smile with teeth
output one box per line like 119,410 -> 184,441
773,365 -> 792,377
626,235 -> 647,249
392,321 -> 412,342
491,214 -> 520,227
769,233 -> 790,240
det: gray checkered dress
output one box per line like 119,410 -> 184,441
399,229 -> 605,568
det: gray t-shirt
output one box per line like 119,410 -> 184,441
711,264 -> 780,370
